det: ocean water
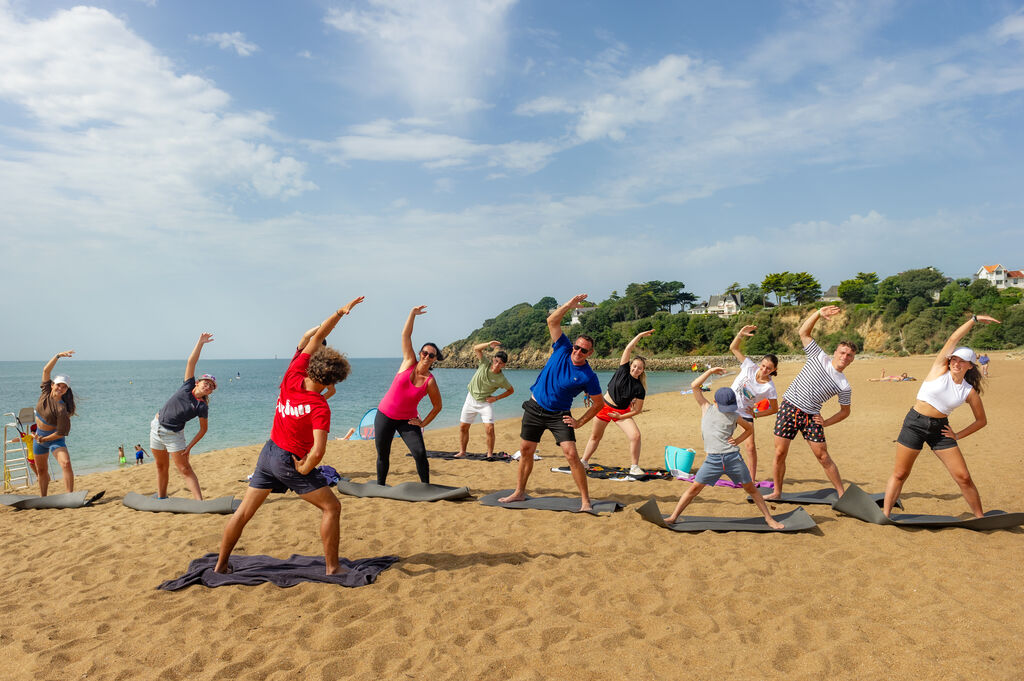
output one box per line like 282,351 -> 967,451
0,359 -> 700,476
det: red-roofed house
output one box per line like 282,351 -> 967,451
975,264 -> 1024,289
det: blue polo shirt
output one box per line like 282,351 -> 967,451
530,334 -> 602,411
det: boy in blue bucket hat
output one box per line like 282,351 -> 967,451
665,367 -> 784,529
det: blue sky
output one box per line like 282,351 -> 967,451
1,0 -> 1022,360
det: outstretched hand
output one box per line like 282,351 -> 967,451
707,367 -> 727,376
737,325 -> 756,338
489,340 -> 502,348
634,329 -> 654,340
412,305 -> 428,316
973,314 -> 1000,325
56,350 -> 75,358
819,305 -> 841,319
567,293 -> 588,309
198,333 -> 214,345
339,296 -> 365,316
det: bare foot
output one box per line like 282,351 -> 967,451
499,492 -> 526,503
579,503 -> 593,512
767,519 -> 785,530
213,563 -> 232,574
453,452 -> 467,459
326,565 -> 348,576
763,493 -> 780,501
665,515 -> 679,524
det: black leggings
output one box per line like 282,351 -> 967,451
374,409 -> 429,486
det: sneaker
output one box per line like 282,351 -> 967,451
581,460 -> 591,470
628,465 -> 644,476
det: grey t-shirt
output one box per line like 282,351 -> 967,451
701,405 -> 739,455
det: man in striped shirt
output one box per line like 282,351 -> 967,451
766,305 -> 856,499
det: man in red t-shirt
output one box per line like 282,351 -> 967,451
214,296 -> 364,575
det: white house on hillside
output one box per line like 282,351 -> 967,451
688,293 -> 742,317
975,264 -> 1024,289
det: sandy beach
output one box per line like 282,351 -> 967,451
2,352 -> 1022,681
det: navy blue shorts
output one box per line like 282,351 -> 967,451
248,439 -> 329,495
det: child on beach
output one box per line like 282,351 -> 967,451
134,444 -> 146,465
118,446 -> 126,465
665,368 -> 784,529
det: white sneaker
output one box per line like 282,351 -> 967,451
628,465 -> 644,476
581,460 -> 591,470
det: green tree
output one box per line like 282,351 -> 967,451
762,273 -> 787,306
789,272 -> 822,304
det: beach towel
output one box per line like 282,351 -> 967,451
418,450 -> 511,461
157,553 -> 400,590
634,498 -> 816,533
748,487 -> 894,507
832,484 -> 1024,530
335,480 -> 472,502
550,464 -> 673,481
478,490 -> 623,515
0,490 -> 104,510
122,492 -> 240,514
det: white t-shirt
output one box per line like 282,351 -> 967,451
730,357 -> 778,419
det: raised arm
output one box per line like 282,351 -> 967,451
473,340 -> 500,361
798,306 -> 840,346
185,333 -> 214,381
302,296 -> 365,356
42,350 -> 74,382
620,330 -> 653,365
691,367 -> 726,408
929,314 -> 1000,375
398,305 -> 428,371
547,294 -> 588,343
296,325 -> 321,352
730,325 -> 756,363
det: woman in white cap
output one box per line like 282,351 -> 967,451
150,333 -> 216,500
883,314 -> 1000,517
34,350 -> 77,496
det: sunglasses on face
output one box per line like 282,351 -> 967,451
572,345 -> 592,354
421,350 -> 436,359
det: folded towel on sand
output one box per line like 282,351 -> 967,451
551,465 -> 673,481
157,553 -> 400,590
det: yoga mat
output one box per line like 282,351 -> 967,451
122,492 -> 240,514
550,465 -> 673,481
678,473 -> 774,489
635,498 -> 816,533
420,450 -> 511,461
832,483 -> 1024,530
478,490 -> 623,515
335,480 -> 472,502
748,487 -> 896,507
157,553 -> 400,590
0,490 -> 104,510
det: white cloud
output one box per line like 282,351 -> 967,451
993,13 -> 1024,43
191,31 -> 259,57
297,49 -> 313,59
324,0 -> 517,115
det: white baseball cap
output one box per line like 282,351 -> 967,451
949,347 -> 976,363
52,375 -> 71,387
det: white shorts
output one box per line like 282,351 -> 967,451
150,414 -> 187,453
460,394 -> 495,424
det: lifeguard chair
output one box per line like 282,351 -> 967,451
3,407 -> 36,491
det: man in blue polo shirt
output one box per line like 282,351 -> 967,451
500,293 -> 604,511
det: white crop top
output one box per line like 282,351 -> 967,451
916,372 -> 973,415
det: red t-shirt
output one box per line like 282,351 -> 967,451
270,353 -> 331,458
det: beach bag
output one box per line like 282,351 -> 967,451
664,446 -> 696,476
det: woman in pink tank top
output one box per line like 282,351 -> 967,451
374,306 -> 444,485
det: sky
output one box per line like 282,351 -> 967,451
1,0 -> 1022,360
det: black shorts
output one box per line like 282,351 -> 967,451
520,399 -> 575,444
773,401 -> 825,443
895,408 -> 958,451
248,439 -> 329,495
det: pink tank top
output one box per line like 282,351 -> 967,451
379,367 -> 433,420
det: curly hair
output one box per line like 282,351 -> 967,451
307,346 -> 351,386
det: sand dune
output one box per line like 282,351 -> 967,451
2,353 -> 1021,680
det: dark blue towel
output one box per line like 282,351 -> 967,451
157,553 -> 399,590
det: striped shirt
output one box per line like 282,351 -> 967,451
781,340 -> 851,414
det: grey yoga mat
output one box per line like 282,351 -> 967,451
0,490 -> 104,510
478,489 -> 624,515
832,483 -> 1024,530
335,480 -> 472,502
748,487 -> 898,508
157,553 -> 400,590
122,492 -> 240,514
635,498 -> 817,533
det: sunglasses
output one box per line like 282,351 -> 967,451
572,345 -> 592,354
420,350 -> 437,359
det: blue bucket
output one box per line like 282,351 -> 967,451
664,446 -> 696,476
